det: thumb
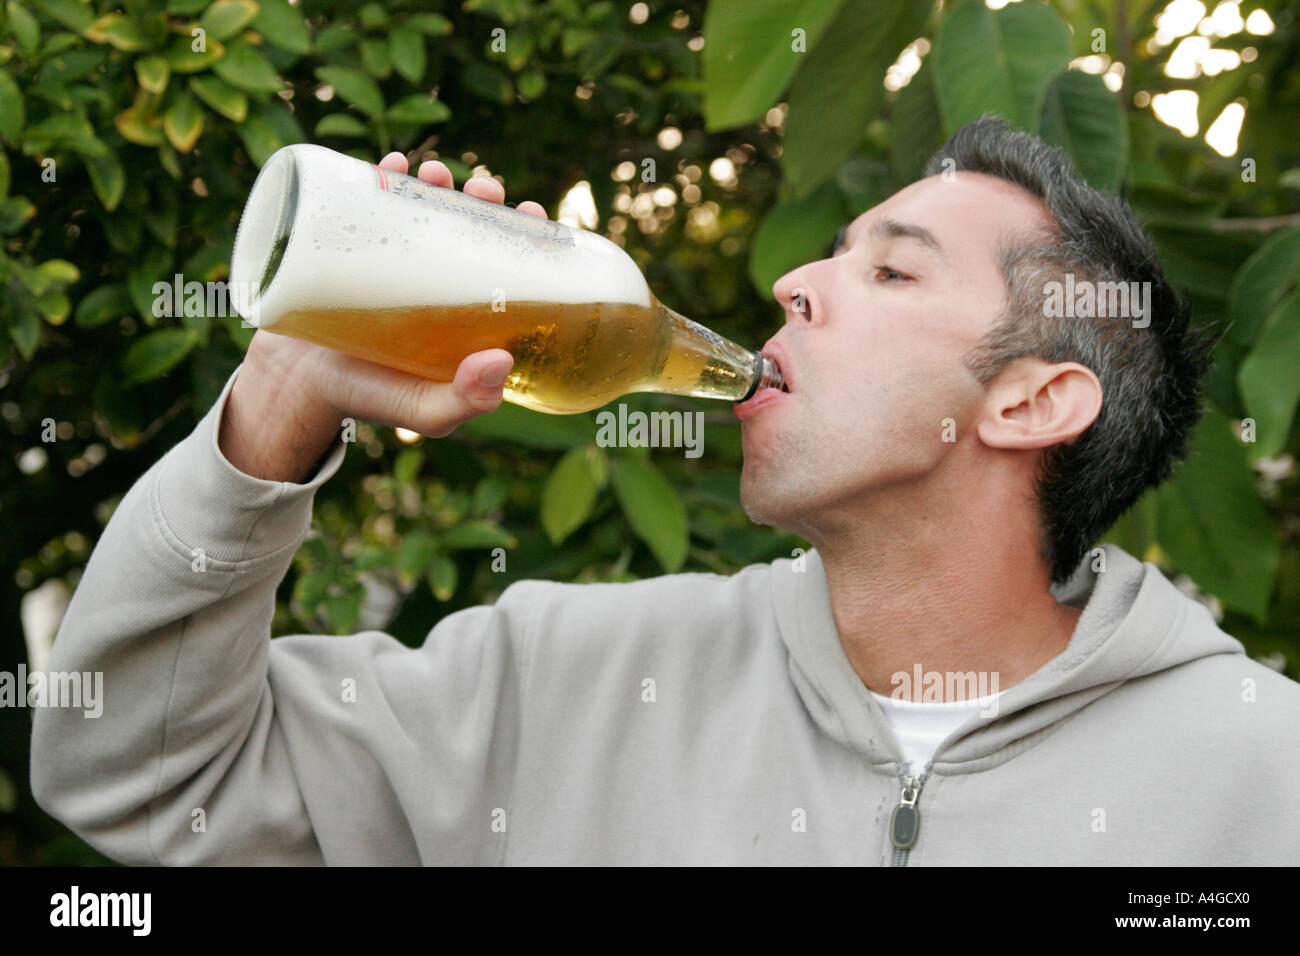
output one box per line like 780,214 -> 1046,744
410,349 -> 514,437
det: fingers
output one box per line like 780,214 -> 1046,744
375,152 -> 548,218
462,174 -> 506,204
326,348 -> 513,440
412,350 -> 514,436
515,200 -> 549,220
416,159 -> 454,188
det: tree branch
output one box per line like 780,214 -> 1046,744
1208,213 -> 1300,232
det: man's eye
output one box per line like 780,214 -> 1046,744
875,266 -> 910,282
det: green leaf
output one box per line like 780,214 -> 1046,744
6,1 -> 41,52
0,69 -> 25,142
85,147 -> 124,210
1148,222 -> 1254,305
359,37 -> 391,78
85,12 -> 146,51
393,446 -> 422,483
889,57 -> 943,181
36,290 -> 70,324
314,112 -> 369,137
1040,70 -> 1128,193
358,2 -> 387,29
30,0 -> 93,33
21,110 -> 100,154
702,0 -> 845,131
189,74 -> 247,122
1155,408 -> 1279,623
252,0 -> 310,54
472,475 -> 511,515
314,65 -> 383,117
426,554 -> 457,601
12,260 -> 49,295
0,195 -> 36,234
932,0 -> 1070,134
37,258 -> 78,286
126,245 -> 173,321
121,328 -> 200,385
748,178 -> 844,299
323,590 -> 361,633
385,94 -> 450,125
1238,292 -> 1300,458
34,49 -> 103,91
459,60 -> 512,105
248,97 -> 302,147
440,519 -> 517,550
541,446 -> 600,545
405,12 -> 452,35
0,149 -> 8,199
293,567 -> 333,609
1226,226 -> 1300,350
182,238 -> 233,281
458,402 -> 594,449
114,104 -> 163,146
235,110 -> 281,166
75,284 -> 133,327
389,28 -> 425,84
164,91 -> 204,153
7,307 -> 40,358
212,39 -> 284,92
782,0 -> 930,194
611,457 -> 689,572
200,0 -> 260,42
312,21 -> 353,53
134,54 -> 171,94
165,35 -> 226,73
397,530 -> 438,580
517,68 -> 545,100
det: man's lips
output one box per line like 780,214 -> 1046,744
736,344 -> 793,421
734,386 -> 787,420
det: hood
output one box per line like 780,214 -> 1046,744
768,544 -> 1245,772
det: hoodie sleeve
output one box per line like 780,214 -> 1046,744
29,364 -> 538,865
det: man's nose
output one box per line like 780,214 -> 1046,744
772,267 -> 818,325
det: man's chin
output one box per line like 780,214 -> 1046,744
739,482 -> 795,531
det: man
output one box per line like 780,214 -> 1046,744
31,118 -> 1300,864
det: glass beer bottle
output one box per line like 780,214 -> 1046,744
229,144 -> 784,415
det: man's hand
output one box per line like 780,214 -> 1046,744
219,152 -> 549,482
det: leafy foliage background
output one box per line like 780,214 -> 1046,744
1,0 -> 1297,863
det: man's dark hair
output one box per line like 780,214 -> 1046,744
924,116 -> 1215,583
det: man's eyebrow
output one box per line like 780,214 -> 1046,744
830,219 -> 946,260
869,217 -> 946,259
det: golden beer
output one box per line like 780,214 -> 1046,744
231,145 -> 783,414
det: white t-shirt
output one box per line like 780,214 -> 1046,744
868,689 -> 1006,776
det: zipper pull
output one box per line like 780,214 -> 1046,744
890,775 -> 921,850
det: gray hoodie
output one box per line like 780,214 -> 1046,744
29,365 -> 1300,864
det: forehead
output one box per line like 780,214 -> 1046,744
844,172 -> 1054,270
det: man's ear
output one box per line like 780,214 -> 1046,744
977,359 -> 1102,450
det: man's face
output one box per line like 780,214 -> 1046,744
738,171 -> 1055,538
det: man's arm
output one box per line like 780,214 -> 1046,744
29,361 -> 541,863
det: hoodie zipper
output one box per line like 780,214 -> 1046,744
889,763 -> 931,867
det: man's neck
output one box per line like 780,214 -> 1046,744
801,473 -> 1081,702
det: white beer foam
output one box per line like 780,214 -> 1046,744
231,144 -> 650,328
